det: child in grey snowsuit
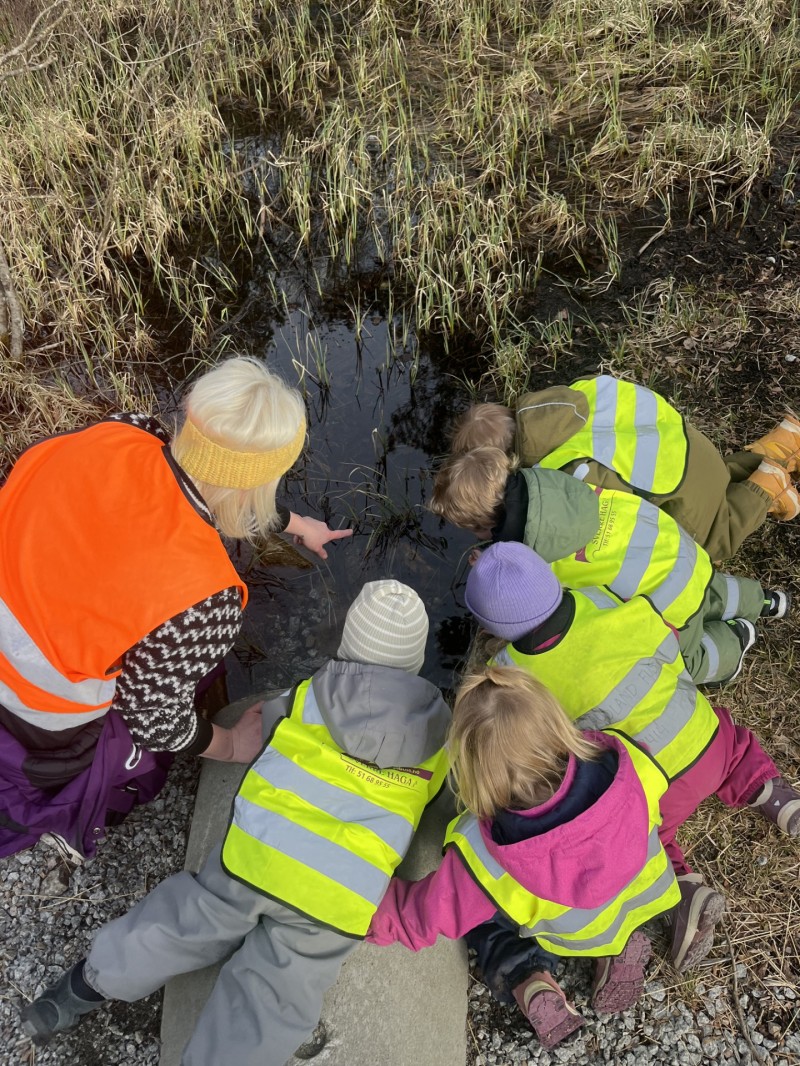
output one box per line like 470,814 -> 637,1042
20,580 -> 450,1066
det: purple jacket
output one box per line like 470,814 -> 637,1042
0,712 -> 171,859
367,732 -> 651,950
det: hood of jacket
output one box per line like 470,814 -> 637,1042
477,732 -> 651,909
309,660 -> 450,769
519,466 -> 600,563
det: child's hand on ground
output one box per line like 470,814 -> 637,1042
469,548 -> 483,566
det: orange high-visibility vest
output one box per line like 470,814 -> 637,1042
0,421 -> 247,727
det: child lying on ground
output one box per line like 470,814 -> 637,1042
20,580 -> 450,1066
433,446 -> 789,684
447,375 -> 800,561
368,665 -> 681,1049
463,543 -> 799,974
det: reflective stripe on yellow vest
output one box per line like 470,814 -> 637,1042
494,589 -> 718,781
221,678 -> 449,938
534,377 -> 689,496
443,737 -> 679,956
521,471 -> 713,629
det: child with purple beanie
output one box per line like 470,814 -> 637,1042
461,542 -> 798,1004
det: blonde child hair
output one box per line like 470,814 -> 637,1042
171,357 -> 306,542
450,403 -> 516,455
430,446 -> 516,533
448,665 -> 601,820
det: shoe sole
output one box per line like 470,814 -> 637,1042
592,932 -> 652,1013
761,590 -> 791,620
671,889 -> 727,973
704,620 -> 757,688
526,989 -> 586,1049
728,619 -> 757,682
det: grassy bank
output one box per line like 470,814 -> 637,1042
1,0 -> 799,458
0,1 -> 798,1058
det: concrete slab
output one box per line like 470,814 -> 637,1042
160,696 -> 467,1066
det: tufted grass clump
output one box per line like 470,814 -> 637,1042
1,0 -> 799,460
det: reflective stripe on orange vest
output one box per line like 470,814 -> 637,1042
0,421 -> 246,727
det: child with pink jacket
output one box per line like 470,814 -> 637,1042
368,665 -> 680,1048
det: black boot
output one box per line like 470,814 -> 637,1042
21,960 -> 106,1044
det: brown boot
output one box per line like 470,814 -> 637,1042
745,414 -> 800,472
747,460 -> 800,520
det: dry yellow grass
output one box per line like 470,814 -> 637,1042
1,0 -> 799,464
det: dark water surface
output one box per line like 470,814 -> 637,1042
224,306 -> 478,700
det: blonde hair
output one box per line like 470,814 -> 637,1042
430,446 -> 515,532
451,403 -> 516,455
171,357 -> 306,541
448,665 -> 601,820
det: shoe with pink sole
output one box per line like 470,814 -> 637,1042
512,970 -> 586,1048
592,931 -> 652,1013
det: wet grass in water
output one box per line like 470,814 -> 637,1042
1,0 -> 800,457
0,0 -> 798,1054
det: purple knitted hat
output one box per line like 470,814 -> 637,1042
465,542 -> 563,641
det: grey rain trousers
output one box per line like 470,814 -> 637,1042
85,845 -> 358,1066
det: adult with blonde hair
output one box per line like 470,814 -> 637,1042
0,356 -> 350,861
367,665 -> 679,1050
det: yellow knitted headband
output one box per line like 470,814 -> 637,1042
176,417 -> 306,488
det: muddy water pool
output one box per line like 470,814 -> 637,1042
223,304 -> 479,700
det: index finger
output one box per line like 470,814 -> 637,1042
327,528 -> 354,541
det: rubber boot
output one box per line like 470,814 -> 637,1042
21,961 -> 106,1044
591,931 -> 652,1013
745,415 -> 800,472
748,777 -> 800,836
746,461 -> 800,520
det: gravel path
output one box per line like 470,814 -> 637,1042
467,939 -> 800,1066
3,760 -> 799,1066
1,756 -> 199,1066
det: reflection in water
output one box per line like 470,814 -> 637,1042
224,301 -> 478,699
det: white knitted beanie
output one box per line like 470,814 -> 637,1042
338,579 -> 429,675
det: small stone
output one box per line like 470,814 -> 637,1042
39,867 -> 70,897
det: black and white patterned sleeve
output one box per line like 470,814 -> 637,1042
105,412 -> 171,440
111,586 -> 243,753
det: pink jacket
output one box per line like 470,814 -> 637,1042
367,732 -> 652,950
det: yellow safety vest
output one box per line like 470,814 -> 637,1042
521,471 -> 713,629
533,377 -> 689,496
444,736 -> 679,956
221,678 -> 449,938
494,588 -> 718,781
